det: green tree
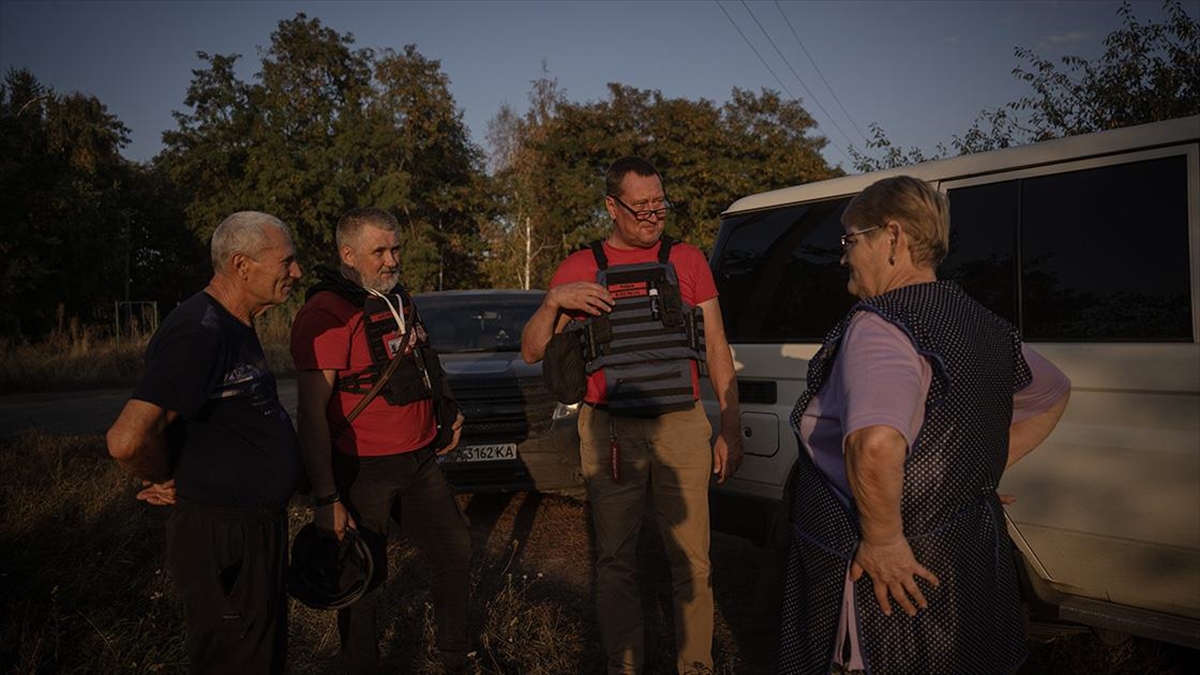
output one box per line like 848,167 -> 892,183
1,69 -> 201,338
850,0 -> 1200,172
157,52 -> 258,242
160,14 -> 489,291
367,45 -> 492,291
1,69 -> 129,335
249,14 -> 373,267
484,66 -> 568,289
1009,0 -> 1199,141
485,78 -> 840,289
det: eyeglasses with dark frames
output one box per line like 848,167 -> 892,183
840,225 -> 882,250
609,194 -> 673,222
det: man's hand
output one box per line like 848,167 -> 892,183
315,501 -> 357,542
546,281 -> 614,316
437,412 -> 465,456
712,426 -> 744,484
850,537 -> 940,617
136,479 -> 176,506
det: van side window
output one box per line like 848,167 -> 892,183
941,180 -> 1019,325
945,155 -> 1192,342
1019,156 -> 1192,341
717,154 -> 1192,344
712,197 -> 853,341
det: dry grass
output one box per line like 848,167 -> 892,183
0,306 -> 298,393
2,430 -> 1195,675
0,323 -> 150,393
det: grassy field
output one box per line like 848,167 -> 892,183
3,430 -> 1197,675
0,308 -> 297,394
0,430 -> 603,675
2,319 -> 1198,674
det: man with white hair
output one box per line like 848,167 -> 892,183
107,210 -> 303,675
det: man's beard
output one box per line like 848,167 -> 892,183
361,271 -> 397,293
343,266 -> 396,293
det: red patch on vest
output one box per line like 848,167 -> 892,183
609,281 -> 649,299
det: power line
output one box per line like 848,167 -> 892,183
714,0 -> 851,163
773,0 -> 871,145
714,0 -> 795,100
739,0 -> 856,150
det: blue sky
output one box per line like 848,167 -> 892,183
1,0 -> 1192,172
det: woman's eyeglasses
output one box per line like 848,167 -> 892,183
840,225 -> 882,249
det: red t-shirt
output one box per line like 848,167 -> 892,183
549,239 -> 718,405
290,291 -> 436,457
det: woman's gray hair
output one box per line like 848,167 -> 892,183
210,211 -> 292,272
843,176 -> 950,268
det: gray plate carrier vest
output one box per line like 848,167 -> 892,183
568,238 -> 706,416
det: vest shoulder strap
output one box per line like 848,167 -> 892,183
590,236 -> 676,270
658,236 -> 674,263
589,240 -> 608,270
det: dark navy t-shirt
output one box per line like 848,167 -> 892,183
133,291 -> 300,510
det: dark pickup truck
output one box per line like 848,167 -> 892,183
414,290 -> 584,500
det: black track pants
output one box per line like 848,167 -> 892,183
167,500 -> 289,675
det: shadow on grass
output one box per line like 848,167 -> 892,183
5,431 -> 1194,675
0,431 -> 186,674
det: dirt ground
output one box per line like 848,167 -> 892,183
436,491 -> 1197,675
456,491 -> 778,675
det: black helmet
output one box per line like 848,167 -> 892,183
287,524 -> 374,610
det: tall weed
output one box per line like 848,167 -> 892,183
0,303 -> 299,392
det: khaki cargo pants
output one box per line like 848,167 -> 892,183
579,402 -> 715,675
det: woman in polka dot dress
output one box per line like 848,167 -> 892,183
777,176 -> 1071,675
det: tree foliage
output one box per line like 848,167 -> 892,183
1010,0 -> 1199,141
851,0 -> 1200,172
0,69 -> 201,338
158,14 -> 490,292
482,65 -> 568,290
486,77 -> 840,289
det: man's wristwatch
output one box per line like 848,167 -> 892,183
314,492 -> 341,507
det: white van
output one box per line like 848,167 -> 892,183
703,115 -> 1200,647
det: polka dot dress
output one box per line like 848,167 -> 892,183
778,281 -> 1031,675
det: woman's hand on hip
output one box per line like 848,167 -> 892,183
850,537 -> 940,617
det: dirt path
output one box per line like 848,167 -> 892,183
0,380 -> 300,437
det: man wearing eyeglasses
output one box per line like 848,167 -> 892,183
522,156 -> 743,675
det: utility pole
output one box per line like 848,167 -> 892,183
123,208 -> 132,338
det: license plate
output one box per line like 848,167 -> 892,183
443,443 -> 518,464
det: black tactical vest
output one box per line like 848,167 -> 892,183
304,267 -> 442,408
778,281 -> 1032,675
568,238 -> 706,416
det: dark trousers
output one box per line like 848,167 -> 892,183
333,447 -> 472,675
167,500 -> 289,675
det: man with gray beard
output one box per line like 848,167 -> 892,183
290,207 -> 472,674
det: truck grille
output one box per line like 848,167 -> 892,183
448,375 -> 556,442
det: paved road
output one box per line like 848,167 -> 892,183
0,379 -> 300,437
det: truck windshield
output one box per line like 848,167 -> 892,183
413,292 -> 545,353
